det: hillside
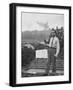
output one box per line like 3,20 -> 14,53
22,29 -> 51,42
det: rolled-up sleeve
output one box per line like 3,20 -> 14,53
56,38 -> 60,56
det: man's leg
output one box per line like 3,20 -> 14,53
46,49 -> 51,75
52,55 -> 56,73
49,48 -> 56,74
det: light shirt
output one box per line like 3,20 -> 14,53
48,36 -> 60,56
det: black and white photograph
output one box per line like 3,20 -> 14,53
21,12 -> 64,77
10,3 -> 71,86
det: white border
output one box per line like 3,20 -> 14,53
16,6 -> 69,84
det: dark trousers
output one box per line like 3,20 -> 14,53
46,47 -> 56,74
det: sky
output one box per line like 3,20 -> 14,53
22,12 -> 64,32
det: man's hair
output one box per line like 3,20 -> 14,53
49,30 -> 57,37
51,30 -> 56,33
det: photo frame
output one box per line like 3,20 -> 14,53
9,3 -> 71,87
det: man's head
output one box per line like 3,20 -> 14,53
51,30 -> 56,37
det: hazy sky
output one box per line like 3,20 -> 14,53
22,12 -> 64,31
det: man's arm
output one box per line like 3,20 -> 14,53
54,38 -> 60,57
45,38 -> 52,47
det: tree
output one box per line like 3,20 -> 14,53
55,27 -> 64,59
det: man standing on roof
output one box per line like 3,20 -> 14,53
46,30 -> 60,75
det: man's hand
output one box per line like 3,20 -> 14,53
46,44 -> 50,47
54,54 -> 58,57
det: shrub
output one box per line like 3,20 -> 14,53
22,47 -> 35,67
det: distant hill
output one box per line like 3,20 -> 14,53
22,29 -> 52,42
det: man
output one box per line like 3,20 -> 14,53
46,30 -> 60,75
